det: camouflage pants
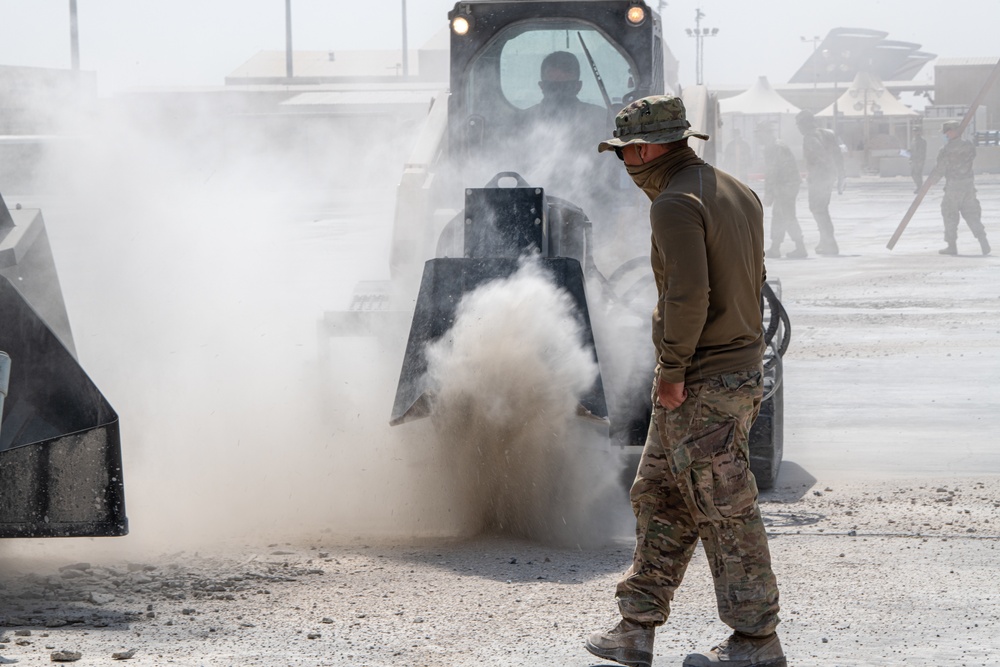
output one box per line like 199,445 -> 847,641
616,369 -> 780,637
807,179 -> 835,239
770,190 -> 804,246
942,181 -> 986,243
911,161 -> 925,191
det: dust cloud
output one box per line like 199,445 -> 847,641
3,91 -> 421,558
422,259 -> 630,546
2,84 -> 638,561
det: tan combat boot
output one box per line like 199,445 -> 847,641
979,235 -> 991,256
939,242 -> 958,255
682,632 -> 786,667
585,618 -> 654,667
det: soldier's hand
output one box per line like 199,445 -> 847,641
657,378 -> 687,410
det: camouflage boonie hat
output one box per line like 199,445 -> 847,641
598,95 -> 708,153
942,120 -> 961,133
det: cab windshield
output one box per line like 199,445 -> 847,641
466,20 -> 635,117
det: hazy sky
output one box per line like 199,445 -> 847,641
0,0 -> 996,94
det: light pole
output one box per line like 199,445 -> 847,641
822,48 -> 850,138
69,0 -> 79,71
401,0 -> 409,76
851,81 -> 883,170
685,8 -> 718,86
800,35 -> 820,88
285,0 -> 293,78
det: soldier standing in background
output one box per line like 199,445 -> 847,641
909,125 -> 926,193
724,129 -> 752,182
757,123 -> 806,259
796,110 -> 843,255
935,120 -> 990,256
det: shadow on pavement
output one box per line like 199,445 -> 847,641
761,460 -> 817,503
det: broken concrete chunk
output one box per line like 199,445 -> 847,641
50,650 -> 82,662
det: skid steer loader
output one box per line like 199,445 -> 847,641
0,192 -> 127,538
324,0 -> 789,489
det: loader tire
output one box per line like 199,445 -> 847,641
749,378 -> 783,490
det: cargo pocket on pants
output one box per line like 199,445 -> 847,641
711,442 -> 758,519
677,421 -> 758,522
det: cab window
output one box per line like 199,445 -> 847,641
465,21 -> 635,120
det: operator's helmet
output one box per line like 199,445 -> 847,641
598,95 -> 708,153
942,120 -> 961,134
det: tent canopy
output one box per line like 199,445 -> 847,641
789,27 -> 934,85
720,76 -> 801,115
816,70 -> 918,118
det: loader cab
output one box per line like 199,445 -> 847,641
446,1 -> 665,203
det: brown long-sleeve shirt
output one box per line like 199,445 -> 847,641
643,147 -> 766,383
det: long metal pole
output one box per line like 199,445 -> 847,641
401,0 -> 409,76
69,0 -> 80,71
285,0 -> 293,78
887,57 -> 1000,249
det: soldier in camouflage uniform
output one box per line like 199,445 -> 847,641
796,110 -> 843,256
756,122 -> 807,259
587,96 -> 784,667
935,120 -> 990,256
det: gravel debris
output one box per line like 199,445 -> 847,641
49,650 -> 82,662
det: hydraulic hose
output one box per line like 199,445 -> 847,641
761,282 -> 791,357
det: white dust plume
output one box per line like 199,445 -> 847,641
420,258 -> 630,546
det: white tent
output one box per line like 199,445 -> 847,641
816,70 -> 918,170
720,75 -> 801,115
815,70 -> 918,118
718,76 -> 801,179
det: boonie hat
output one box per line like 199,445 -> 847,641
598,95 -> 708,153
942,120 -> 961,133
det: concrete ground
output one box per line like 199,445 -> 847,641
1,477 -> 998,666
